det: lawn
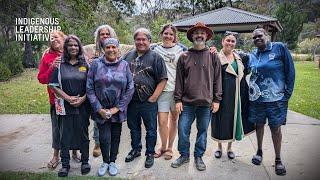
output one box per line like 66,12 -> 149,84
0,62 -> 319,119
288,61 -> 320,119
0,171 -> 120,179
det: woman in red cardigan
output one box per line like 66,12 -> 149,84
37,30 -> 79,169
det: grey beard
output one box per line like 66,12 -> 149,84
193,40 -> 205,46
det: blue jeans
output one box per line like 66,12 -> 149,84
127,101 -> 158,155
178,104 -> 211,157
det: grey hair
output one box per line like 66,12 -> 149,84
94,24 -> 117,41
133,28 -> 152,41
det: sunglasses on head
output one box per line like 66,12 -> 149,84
224,31 -> 239,37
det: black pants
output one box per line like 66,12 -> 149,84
50,105 -> 60,150
97,122 -> 122,163
60,114 -> 89,168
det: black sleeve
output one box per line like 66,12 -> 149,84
154,54 -> 168,83
48,67 -> 60,87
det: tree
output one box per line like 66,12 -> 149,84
275,2 -> 307,49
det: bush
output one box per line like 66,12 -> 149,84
0,39 -> 24,81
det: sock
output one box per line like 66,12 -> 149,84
275,157 -> 282,165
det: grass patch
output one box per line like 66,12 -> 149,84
0,69 -> 49,114
0,171 -> 121,179
289,61 -> 320,119
0,63 -> 319,119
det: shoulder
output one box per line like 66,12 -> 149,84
176,43 -> 188,51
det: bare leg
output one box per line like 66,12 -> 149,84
256,124 -> 265,152
157,112 -> 169,151
227,142 -> 232,152
218,143 -> 222,151
167,111 -> 178,150
270,126 -> 282,159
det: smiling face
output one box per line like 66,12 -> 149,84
192,29 -> 207,46
222,35 -> 236,53
134,32 -> 150,54
67,39 -> 79,58
104,44 -> 119,62
50,32 -> 64,51
253,30 -> 268,50
161,27 -> 176,45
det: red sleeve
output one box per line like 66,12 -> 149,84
37,53 -> 55,84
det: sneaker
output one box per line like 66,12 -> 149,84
108,162 -> 118,176
93,144 -> 101,157
97,162 -> 108,177
81,163 -> 91,175
195,157 -> 206,171
145,154 -> 154,168
125,149 -> 141,162
171,156 -> 190,168
58,167 -> 69,177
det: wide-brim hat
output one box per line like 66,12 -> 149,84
186,22 -> 213,42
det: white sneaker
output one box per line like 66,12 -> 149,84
97,162 -> 108,177
108,162 -> 118,176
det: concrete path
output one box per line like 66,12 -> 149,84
0,111 -> 319,180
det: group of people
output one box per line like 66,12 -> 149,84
37,21 -> 295,177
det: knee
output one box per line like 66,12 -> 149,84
270,127 -> 281,136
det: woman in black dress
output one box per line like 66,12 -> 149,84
49,35 -> 91,177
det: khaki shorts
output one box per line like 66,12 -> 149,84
157,91 -> 176,112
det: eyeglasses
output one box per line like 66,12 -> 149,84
224,31 -> 239,37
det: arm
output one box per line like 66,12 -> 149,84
174,55 -> 185,114
282,44 -> 295,101
149,54 -> 168,102
86,62 -> 103,113
37,54 -> 55,84
148,79 -> 167,102
211,53 -> 223,113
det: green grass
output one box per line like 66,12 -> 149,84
0,171 -> 121,179
0,69 -> 49,114
0,63 -> 319,119
289,61 -> 320,119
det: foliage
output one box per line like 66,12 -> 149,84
150,16 -> 170,43
289,61 -> 320,120
0,38 -> 24,81
275,3 -> 307,49
296,38 -> 320,54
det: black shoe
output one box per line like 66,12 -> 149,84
58,167 -> 69,177
81,163 -> 91,175
195,157 -> 206,171
214,150 -> 222,159
171,155 -> 190,168
145,154 -> 154,168
227,151 -> 235,160
125,149 -> 141,162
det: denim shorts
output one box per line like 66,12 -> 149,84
248,101 -> 288,128
157,91 -> 176,112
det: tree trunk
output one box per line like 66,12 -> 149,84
23,40 -> 34,68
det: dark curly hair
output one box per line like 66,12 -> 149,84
62,35 -> 86,65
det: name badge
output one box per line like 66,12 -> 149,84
269,53 -> 275,60
79,66 -> 87,72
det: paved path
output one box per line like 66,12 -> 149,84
0,111 -> 319,179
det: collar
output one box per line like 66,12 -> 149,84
254,41 -> 272,54
218,50 -> 244,79
101,56 -> 121,66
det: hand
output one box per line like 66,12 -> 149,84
110,107 -> 120,115
87,58 -> 93,64
98,109 -> 108,119
69,95 -> 85,107
148,95 -> 157,103
209,46 -> 218,54
176,102 -> 183,114
67,95 -> 79,104
52,57 -> 61,68
211,102 -> 220,113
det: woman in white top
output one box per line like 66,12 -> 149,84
152,24 -> 187,160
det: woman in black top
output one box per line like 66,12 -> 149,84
49,35 -> 91,177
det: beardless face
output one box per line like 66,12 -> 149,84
99,28 -> 111,43
252,30 -> 268,50
104,44 -> 119,62
135,32 -> 150,54
161,27 -> 175,45
50,32 -> 64,51
222,35 -> 236,53
192,29 -> 207,46
67,39 -> 79,58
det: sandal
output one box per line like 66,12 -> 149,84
164,149 -> 173,160
214,150 -> 222,159
47,158 -> 60,169
252,154 -> 263,165
227,151 -> 235,159
154,149 -> 166,158
275,161 -> 286,176
72,153 -> 81,163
